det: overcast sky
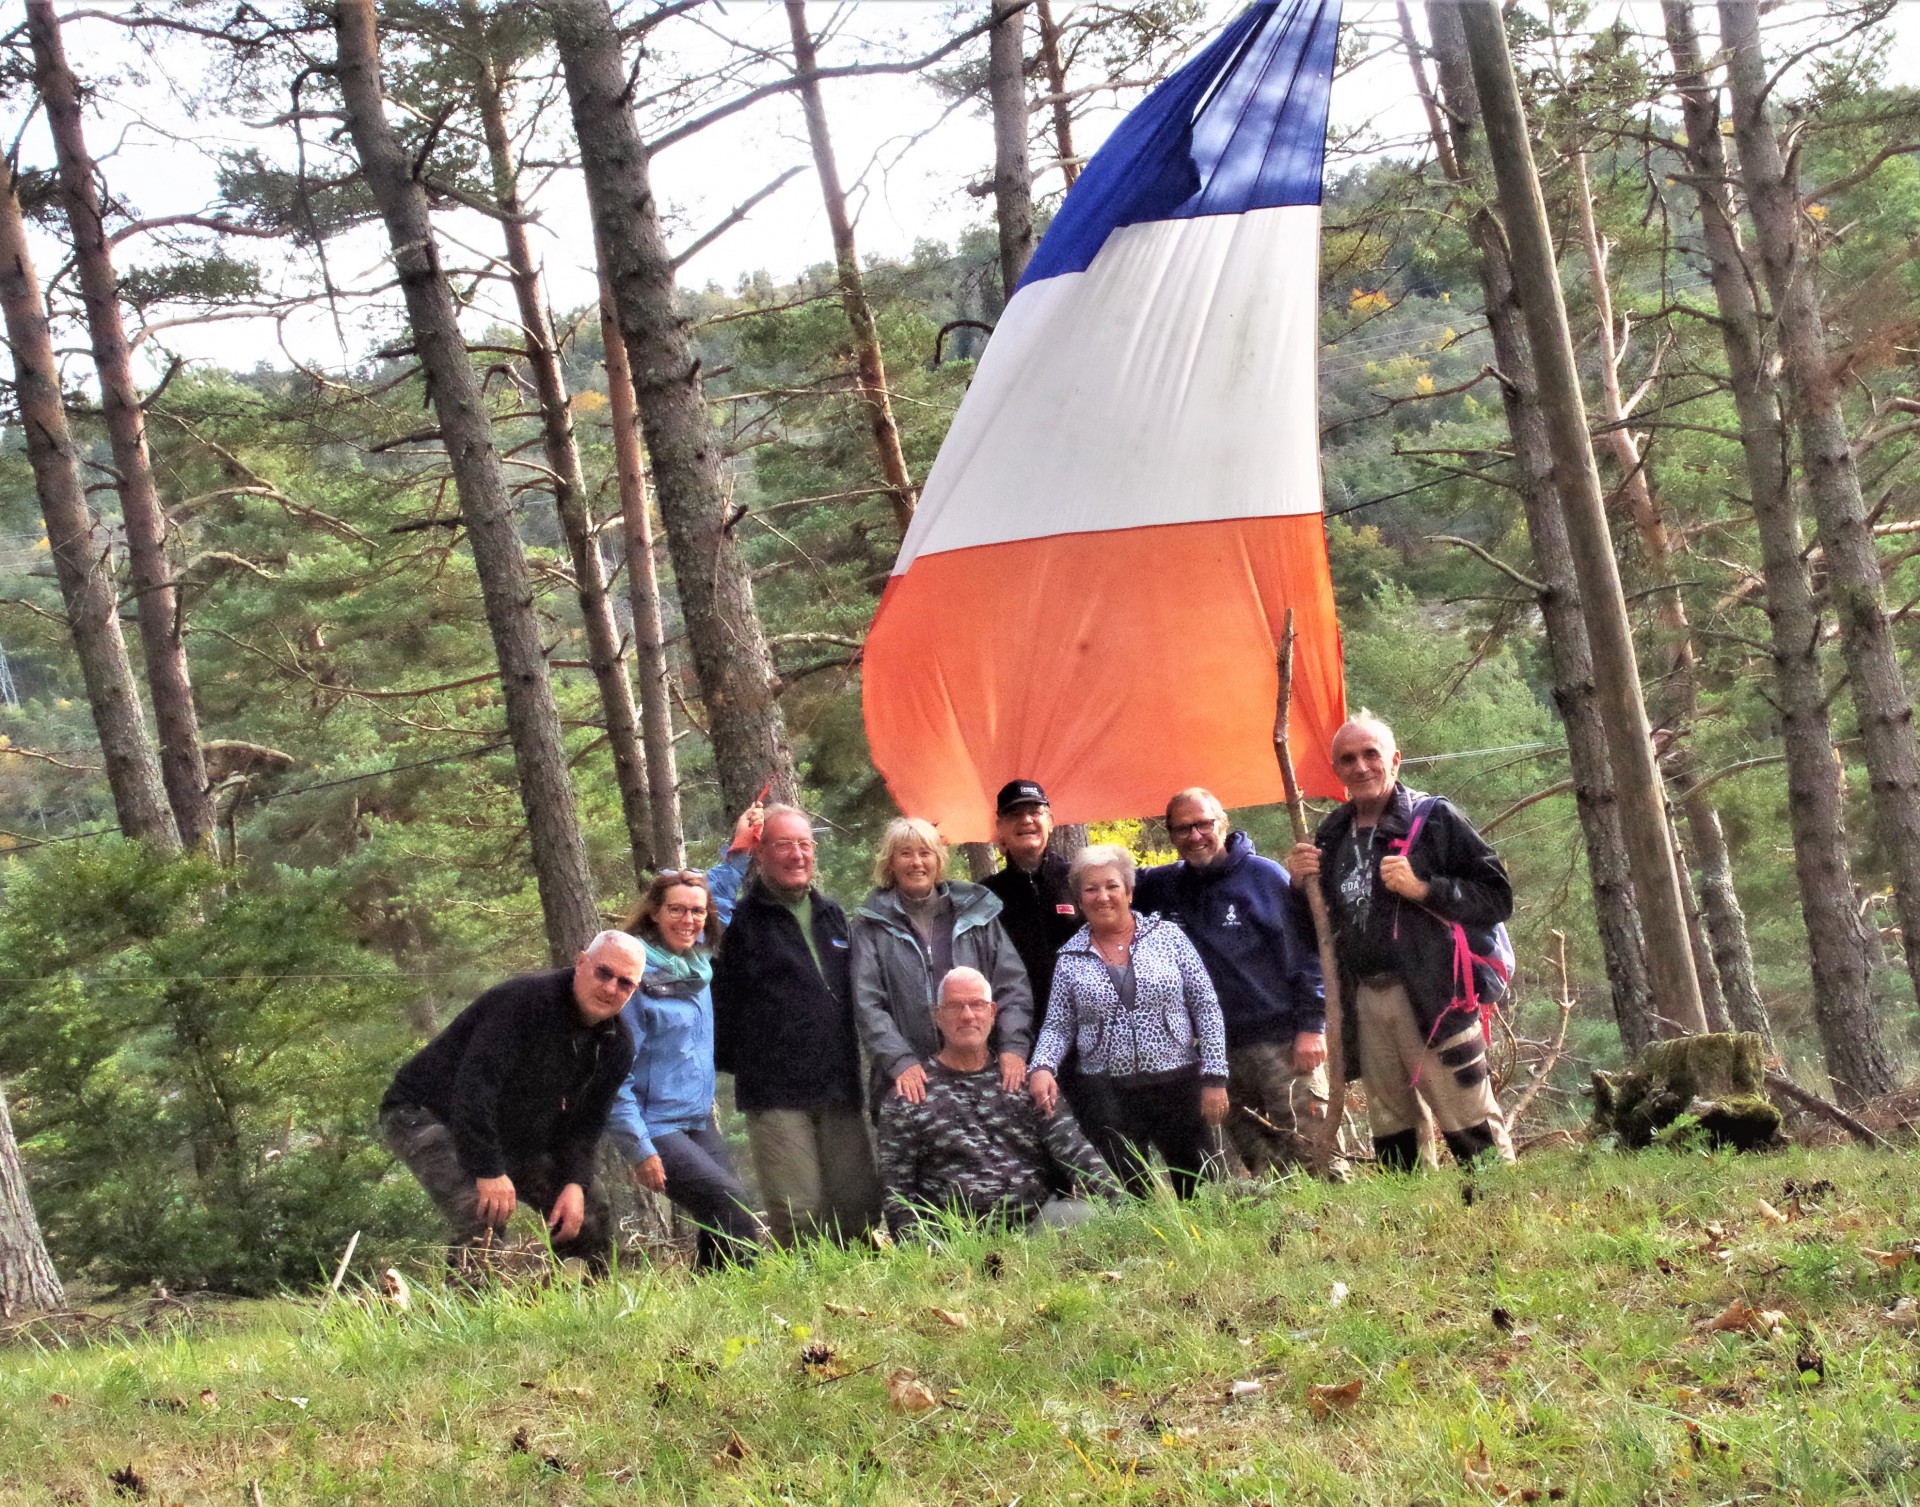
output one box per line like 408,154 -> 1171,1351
6,0 -> 1913,382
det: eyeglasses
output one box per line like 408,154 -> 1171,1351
935,998 -> 995,1015
662,903 -> 708,921
592,963 -> 639,994
765,839 -> 815,855
1168,820 -> 1221,839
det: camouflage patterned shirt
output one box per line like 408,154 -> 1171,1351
877,1061 -> 1118,1237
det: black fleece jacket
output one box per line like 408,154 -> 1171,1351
981,851 -> 1080,1008
381,968 -> 634,1188
1310,783 -> 1512,1062
711,879 -> 863,1113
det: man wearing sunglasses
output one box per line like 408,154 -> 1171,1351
379,929 -> 646,1272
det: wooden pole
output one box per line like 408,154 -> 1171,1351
1275,611 -> 1346,1176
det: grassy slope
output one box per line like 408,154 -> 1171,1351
5,1147 -> 1920,1505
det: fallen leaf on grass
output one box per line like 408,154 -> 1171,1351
886,1368 -> 938,1413
799,1341 -> 840,1373
265,1393 -> 307,1409
380,1268 -> 411,1312
1888,1297 -> 1919,1330
47,1393 -> 72,1407
509,1426 -> 531,1455
1228,1379 -> 1263,1399
823,1302 -> 871,1318
929,1307 -> 969,1329
107,1464 -> 147,1500
1491,1306 -> 1515,1334
1756,1199 -> 1790,1226
196,1389 -> 218,1412
1699,1299 -> 1786,1337
1866,1248 -> 1914,1270
1328,1281 -> 1349,1308
1460,1441 -> 1493,1489
712,1431 -> 751,1466
1097,1271 -> 1124,1283
1305,1378 -> 1364,1420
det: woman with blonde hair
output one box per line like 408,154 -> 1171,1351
851,816 -> 1036,1108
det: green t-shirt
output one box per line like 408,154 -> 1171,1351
781,890 -> 825,974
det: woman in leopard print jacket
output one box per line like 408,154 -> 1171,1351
1027,844 -> 1227,1197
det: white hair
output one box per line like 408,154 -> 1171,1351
1068,843 -> 1137,896
582,929 -> 642,956
937,965 -> 994,1005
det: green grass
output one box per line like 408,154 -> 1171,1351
7,1147 -> 1920,1504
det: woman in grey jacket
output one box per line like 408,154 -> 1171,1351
851,818 -> 1036,1108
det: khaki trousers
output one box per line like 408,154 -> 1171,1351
745,1105 -> 882,1247
1223,1039 -> 1348,1179
1353,980 -> 1514,1164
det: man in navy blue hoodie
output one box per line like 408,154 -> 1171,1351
1134,788 -> 1343,1178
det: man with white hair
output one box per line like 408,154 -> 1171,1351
876,966 -> 1117,1239
380,930 -> 644,1271
1286,715 -> 1516,1170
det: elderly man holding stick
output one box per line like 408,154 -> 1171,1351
1285,714 -> 1516,1170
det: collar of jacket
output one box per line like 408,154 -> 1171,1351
1059,908 -> 1165,957
742,876 -> 825,913
1001,849 -> 1070,888
1317,782 -> 1424,845
856,879 -> 1002,933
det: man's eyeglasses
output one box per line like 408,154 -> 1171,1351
764,839 -> 815,855
592,963 -> 639,994
1169,820 -> 1221,840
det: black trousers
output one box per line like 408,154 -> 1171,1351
652,1124 -> 761,1269
1074,1070 -> 1216,1199
380,1104 -> 615,1272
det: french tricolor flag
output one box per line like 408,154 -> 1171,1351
863,0 -> 1347,840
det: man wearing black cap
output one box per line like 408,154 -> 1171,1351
980,780 -> 1080,1018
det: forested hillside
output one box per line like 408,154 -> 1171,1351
3,0 -> 1920,1299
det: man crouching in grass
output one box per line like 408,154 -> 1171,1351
379,931 -> 642,1273
876,966 -> 1119,1241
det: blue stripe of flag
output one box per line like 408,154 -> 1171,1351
1019,0 -> 1342,289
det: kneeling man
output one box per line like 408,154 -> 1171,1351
380,930 -> 643,1270
878,967 -> 1116,1240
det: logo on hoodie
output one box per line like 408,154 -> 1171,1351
1222,903 -> 1242,928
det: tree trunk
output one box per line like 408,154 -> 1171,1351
1424,0 -> 1654,1052
1035,0 -> 1080,188
334,0 -> 600,963
989,0 -> 1037,301
461,0 -> 655,885
27,0 -> 213,852
0,1082 -> 63,1316
548,0 -> 797,816
1721,0 -> 1914,1086
1459,0 -> 1707,1037
1667,0 -> 1888,1102
785,0 -> 918,536
600,280 -> 685,868
1567,146 -> 1770,1041
0,155 -> 177,851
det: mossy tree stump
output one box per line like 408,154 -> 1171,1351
1592,1032 -> 1782,1150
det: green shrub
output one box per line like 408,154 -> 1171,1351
0,841 -> 423,1293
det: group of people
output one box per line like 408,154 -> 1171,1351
378,715 -> 1518,1272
